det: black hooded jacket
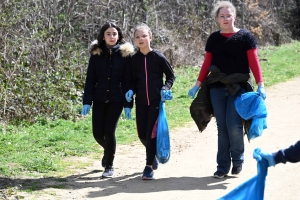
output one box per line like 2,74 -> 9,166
83,42 -> 134,108
130,49 -> 175,105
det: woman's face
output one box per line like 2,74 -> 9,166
103,27 -> 119,47
217,7 -> 236,32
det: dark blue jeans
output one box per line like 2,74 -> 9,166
210,86 -> 245,174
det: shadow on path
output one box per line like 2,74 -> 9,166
0,169 -> 236,198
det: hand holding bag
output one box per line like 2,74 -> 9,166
218,148 -> 268,200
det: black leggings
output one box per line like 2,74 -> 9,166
136,100 -> 159,166
92,101 -> 123,166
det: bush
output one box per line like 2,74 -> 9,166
0,0 -> 299,124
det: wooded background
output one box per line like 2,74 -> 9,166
1,0 -> 300,124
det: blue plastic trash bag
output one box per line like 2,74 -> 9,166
235,92 -> 267,120
218,148 -> 268,200
156,101 -> 171,164
234,92 -> 267,140
248,118 -> 267,140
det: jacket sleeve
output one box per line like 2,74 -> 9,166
123,56 -> 134,108
129,56 -> 137,94
160,54 -> 175,90
83,55 -> 97,105
273,140 -> 300,164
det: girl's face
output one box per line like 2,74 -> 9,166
103,27 -> 119,47
217,7 -> 236,32
134,28 -> 152,50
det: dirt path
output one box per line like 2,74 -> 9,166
10,77 -> 300,200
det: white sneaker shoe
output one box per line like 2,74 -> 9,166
102,166 -> 114,178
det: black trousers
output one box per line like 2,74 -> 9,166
92,101 -> 123,167
136,99 -> 159,166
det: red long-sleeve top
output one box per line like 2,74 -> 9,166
197,32 -> 263,84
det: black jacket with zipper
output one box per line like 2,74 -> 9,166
83,42 -> 134,108
130,49 -> 175,105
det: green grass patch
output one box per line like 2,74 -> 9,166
0,119 -> 101,177
1,40 -> 300,178
259,40 -> 300,86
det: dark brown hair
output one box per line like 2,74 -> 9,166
91,22 -> 125,52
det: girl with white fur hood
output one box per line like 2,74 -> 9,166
81,22 -> 134,178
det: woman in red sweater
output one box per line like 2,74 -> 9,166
188,1 -> 266,179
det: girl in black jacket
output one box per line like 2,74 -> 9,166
125,23 -> 175,180
81,22 -> 134,178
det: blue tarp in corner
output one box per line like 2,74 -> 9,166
217,148 -> 268,200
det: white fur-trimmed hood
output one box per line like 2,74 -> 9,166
90,40 -> 134,57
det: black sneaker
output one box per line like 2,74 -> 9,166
101,154 -> 107,168
142,166 -> 154,180
102,166 -> 114,178
231,166 -> 242,175
213,171 -> 228,179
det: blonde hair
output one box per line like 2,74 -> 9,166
133,23 -> 152,37
211,1 -> 236,19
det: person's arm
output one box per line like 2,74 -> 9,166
247,48 -> 263,86
83,55 -> 97,105
81,55 -> 97,116
247,48 -> 266,99
273,141 -> 300,164
195,51 -> 212,87
254,140 -> 300,167
123,56 -> 134,108
187,52 -> 211,99
160,53 -> 175,91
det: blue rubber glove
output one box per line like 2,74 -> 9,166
253,148 -> 275,167
260,151 -> 275,167
81,104 -> 91,116
124,108 -> 132,119
188,86 -> 199,99
257,86 -> 266,100
160,90 -> 173,101
125,90 -> 133,102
